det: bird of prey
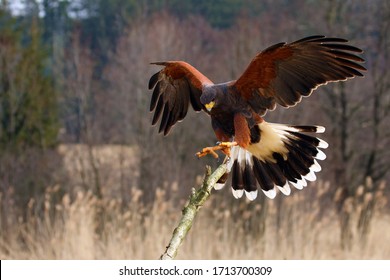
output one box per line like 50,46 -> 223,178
148,35 -> 366,201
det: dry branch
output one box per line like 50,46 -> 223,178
160,163 -> 227,260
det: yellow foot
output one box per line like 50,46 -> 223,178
196,141 -> 238,159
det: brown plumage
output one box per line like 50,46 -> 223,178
148,35 -> 366,200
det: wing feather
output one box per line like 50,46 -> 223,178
233,35 -> 366,115
150,81 -> 161,111
148,61 -> 213,135
148,72 -> 160,90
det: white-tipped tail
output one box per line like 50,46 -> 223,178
218,122 -> 328,200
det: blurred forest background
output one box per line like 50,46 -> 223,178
0,0 -> 389,259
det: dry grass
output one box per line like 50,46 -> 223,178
0,176 -> 388,260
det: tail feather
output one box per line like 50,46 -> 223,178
216,122 -> 328,200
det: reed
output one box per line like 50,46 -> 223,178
0,176 -> 388,259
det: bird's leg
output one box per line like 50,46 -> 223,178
196,141 -> 238,159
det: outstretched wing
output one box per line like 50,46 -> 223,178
233,35 -> 366,115
148,61 -> 213,135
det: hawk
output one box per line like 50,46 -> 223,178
148,35 -> 366,200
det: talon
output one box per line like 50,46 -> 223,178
196,147 -> 219,159
196,141 -> 238,159
209,150 -> 219,159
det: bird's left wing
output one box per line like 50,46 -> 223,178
148,61 -> 213,135
233,35 -> 366,115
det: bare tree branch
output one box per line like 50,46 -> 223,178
160,163 -> 227,260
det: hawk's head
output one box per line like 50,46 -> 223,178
200,86 -> 218,112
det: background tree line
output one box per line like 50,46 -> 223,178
0,0 -> 389,249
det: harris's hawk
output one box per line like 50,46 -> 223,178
148,35 -> 366,201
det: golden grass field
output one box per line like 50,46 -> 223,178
0,144 -> 388,259
0,174 -> 388,260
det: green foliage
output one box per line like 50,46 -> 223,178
42,0 -> 72,44
153,0 -> 246,28
0,10 -> 59,151
78,0 -> 140,58
74,0 -> 249,57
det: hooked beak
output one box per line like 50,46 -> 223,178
205,101 -> 215,112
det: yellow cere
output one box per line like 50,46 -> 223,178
205,101 -> 215,111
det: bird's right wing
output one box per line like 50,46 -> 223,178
148,61 -> 213,135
